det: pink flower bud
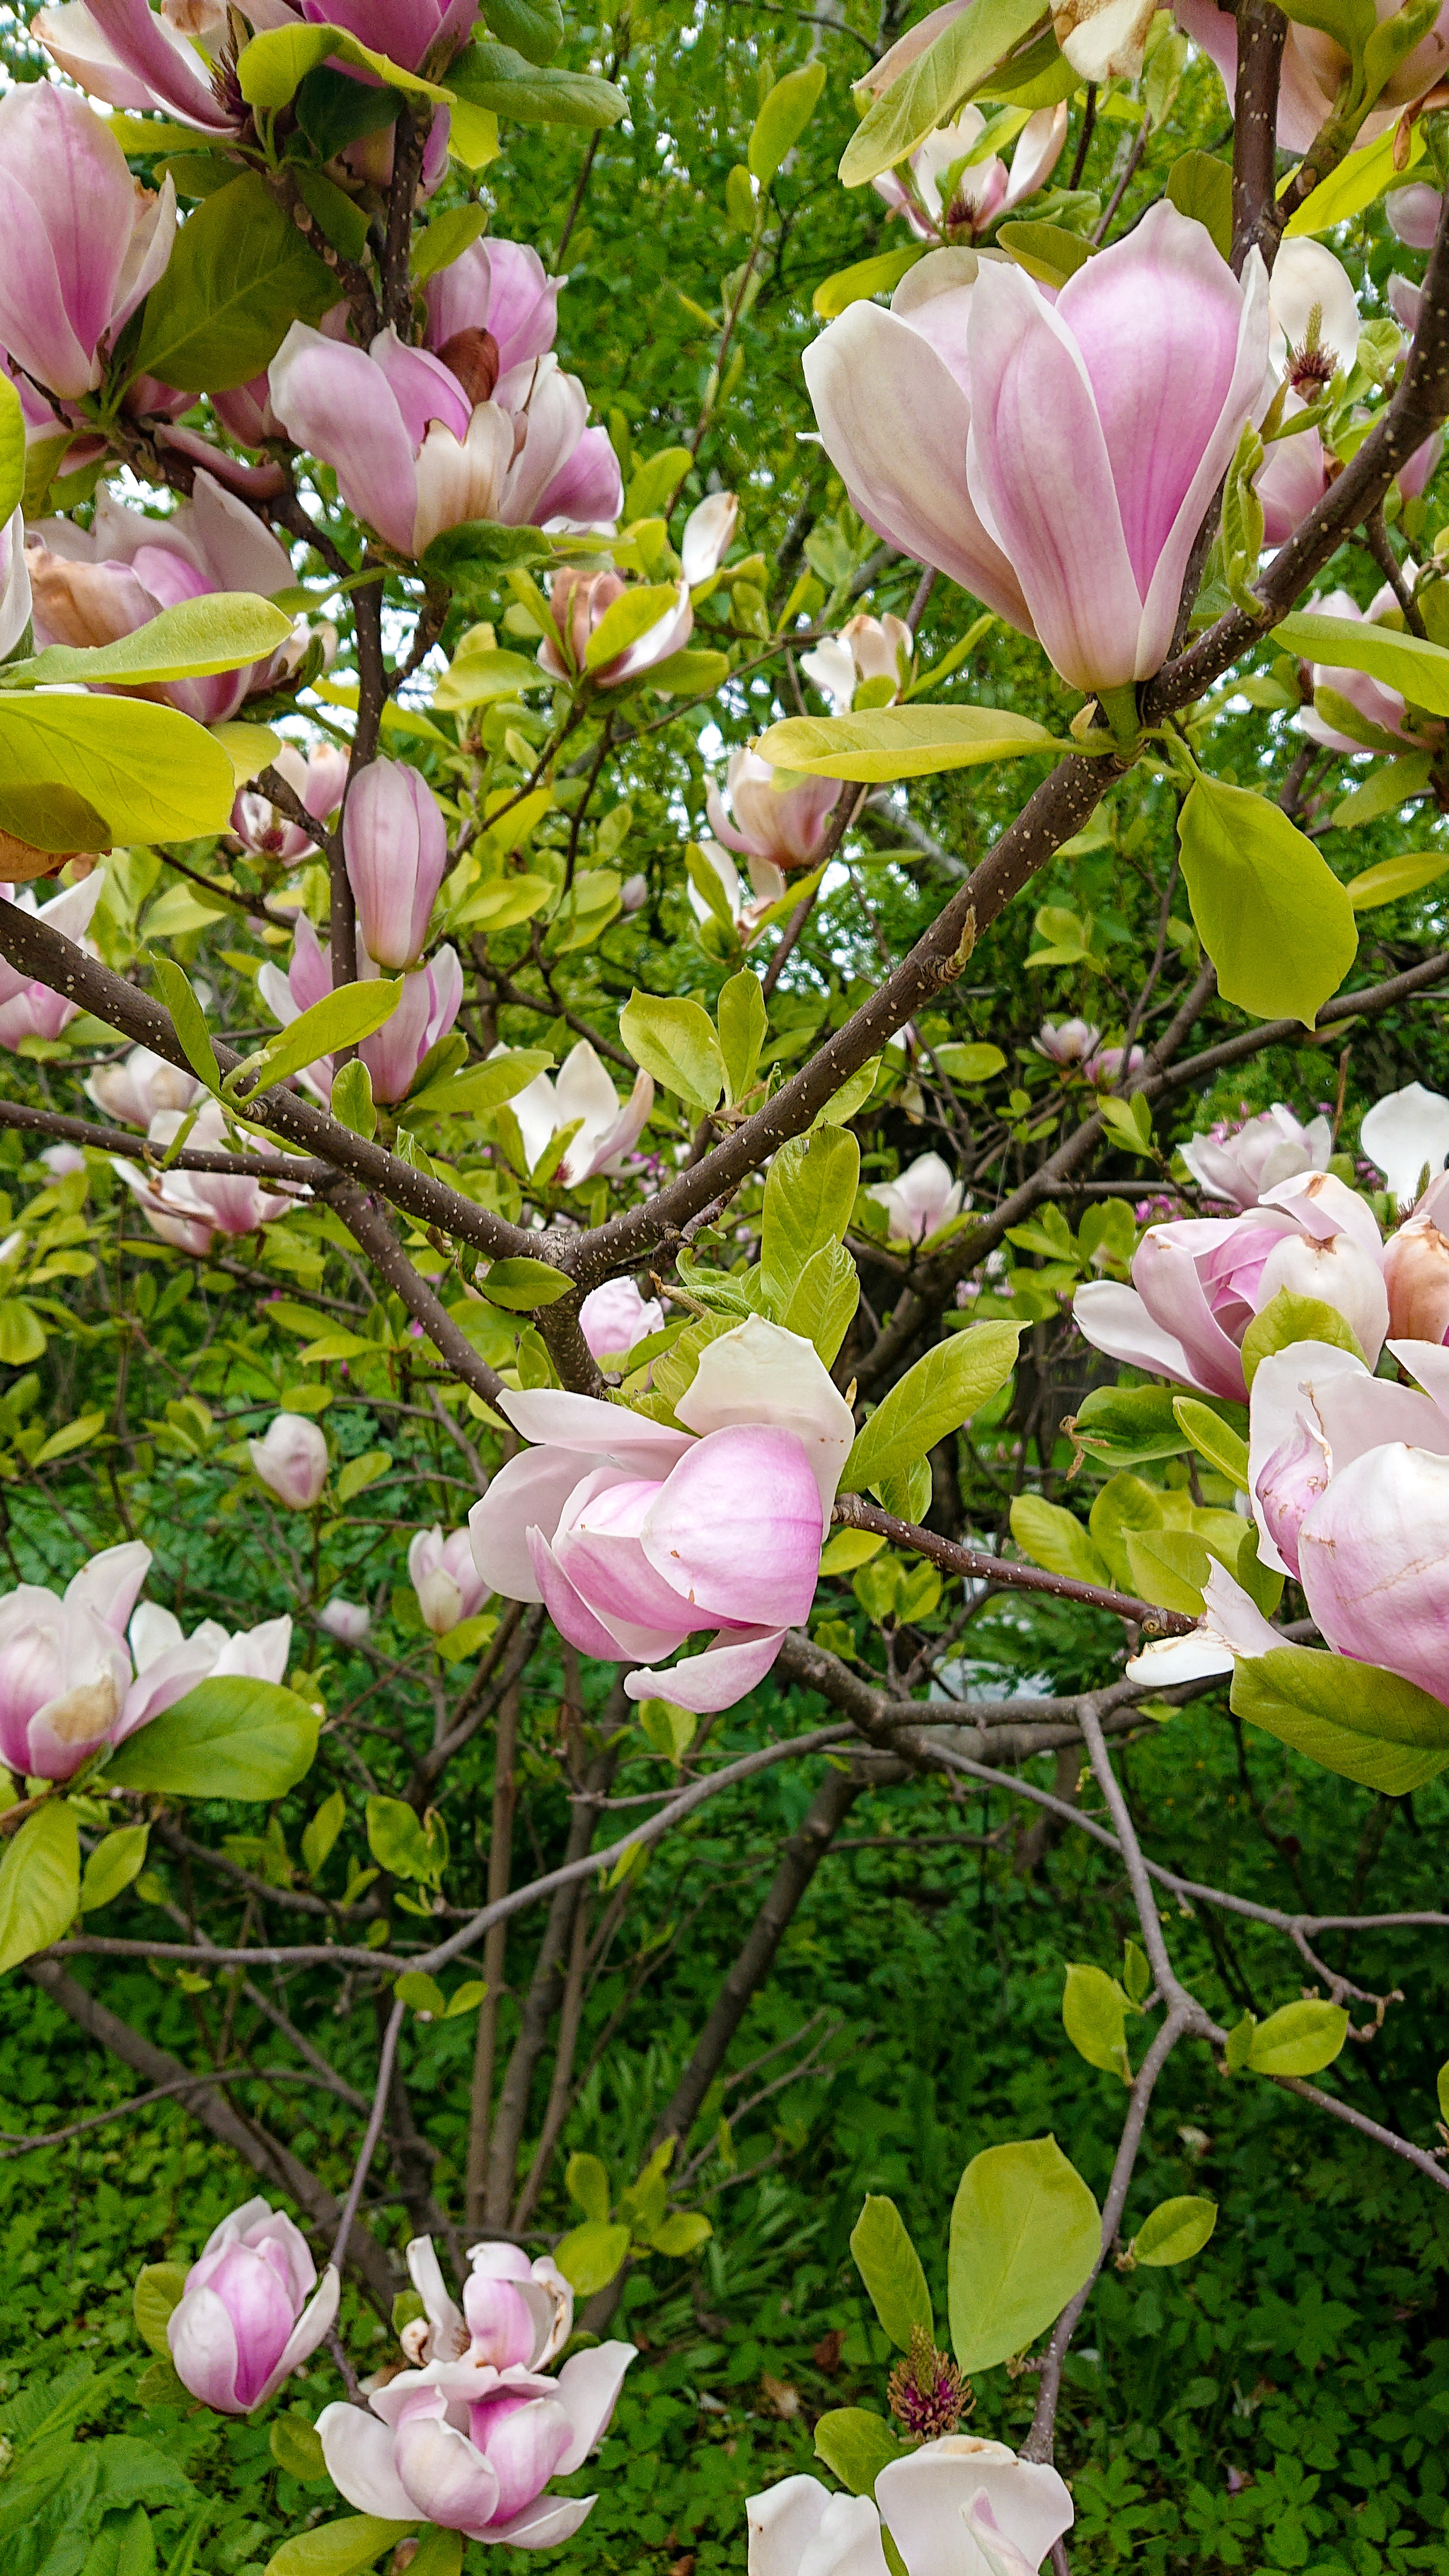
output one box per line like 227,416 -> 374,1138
408,1525 -> 490,1636
167,2197 -> 339,2415
1385,1209 -> 1449,1344
319,1597 -> 371,1644
249,1414 -> 328,1511
0,85 -> 175,398
343,761 -> 449,971
579,1276 -> 664,1360
86,1045 -> 200,1132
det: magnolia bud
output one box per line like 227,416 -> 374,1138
248,1414 -> 328,1510
1385,1216 -> 1449,1344
436,326 -> 501,407
620,872 -> 649,913
342,761 -> 449,971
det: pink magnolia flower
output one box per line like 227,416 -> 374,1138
870,1151 -> 963,1247
86,1044 -> 201,1132
270,325 -> 609,559
27,473 -> 295,724
400,2234 -> 573,2372
620,872 -> 650,913
0,872 -> 107,1052
1269,238 -> 1361,386
249,1413 -> 328,1510
1073,1171 -> 1389,1402
507,1041 -> 654,1189
1295,583 -> 1444,757
0,1540 -> 226,1781
1175,0 -> 1449,152
706,748 -> 839,872
319,1596 -> 371,1644
799,613 -> 913,713
537,567 -> 693,688
963,203 -> 1271,693
127,1598 -> 293,1725
233,744 -> 350,862
873,101 -> 1067,242
409,1525 -> 490,1636
1034,1018 -> 1101,1066
316,2339 -> 635,2548
258,916 -> 463,1105
168,2197 -> 339,2415
1083,1041 -> 1145,1087
1389,185 -> 1442,250
748,2439 -> 1073,2576
1360,1080 -> 1449,1208
579,1276 -> 664,1360
1384,1174 -> 1449,1341
113,1100 -> 298,1256
468,1317 -> 855,1714
343,759 -> 449,971
424,238 -> 561,379
40,1144 -> 87,1178
35,0 -> 292,133
1180,1104 -> 1331,1209
304,0 -> 477,69
1256,396 -> 1332,550
0,82 -> 175,398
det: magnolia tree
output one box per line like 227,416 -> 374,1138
4,0 -> 1449,2564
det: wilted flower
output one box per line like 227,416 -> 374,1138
469,1317 -> 853,1714
0,83 -> 175,398
579,1276 -> 664,1359
409,1526 -> 491,1636
112,1100 -> 298,1256
706,747 -> 840,872
1073,1171 -> 1390,1402
873,101 -> 1066,242
232,744 -> 350,863
747,2437 -> 1073,2576
1180,1103 -> 1332,1208
168,2197 -> 339,2416
799,613 -> 913,713
27,474 -> 295,723
507,1040 -> 654,1188
249,1414 -> 328,1511
870,1151 -> 964,1247
1360,1080 -> 1449,1208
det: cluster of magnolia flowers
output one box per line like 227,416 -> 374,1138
1070,1080 -> 1449,1719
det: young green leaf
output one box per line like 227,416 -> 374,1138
756,705 -> 1060,780
0,1801 -> 80,1973
130,173 -> 337,392
850,2195 -> 933,2350
1177,780 -> 1357,1027
1232,1643 -> 1449,1793
240,981 -> 404,1097
1061,1963 -> 1131,2084
149,957 -> 223,1097
1132,2195 -> 1218,2265
105,1678 -> 322,1801
79,1823 -> 150,1914
947,2136 -> 1100,2373
749,59 -> 826,185
619,990 -> 724,1111
843,1324 -> 1021,1495
6,595 -> 294,692
839,0 -> 1046,187
761,1127 -> 860,1309
717,970 -> 767,1104
813,2408 -> 908,2497
0,692 -> 238,842
553,2219 -> 630,2294
1247,1999 -> 1349,2076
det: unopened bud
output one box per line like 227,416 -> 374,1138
437,326 -> 500,408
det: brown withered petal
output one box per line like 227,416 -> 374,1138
0,830 -> 81,884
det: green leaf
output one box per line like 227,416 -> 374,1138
0,372 -> 25,525
1239,1286 -> 1364,1387
625,448 -> 693,519
105,1677 -> 321,1801
812,245 -> 925,318
149,959 -> 222,1097
642,646 -> 731,697
584,583 -> 683,673
1061,1963 -> 1131,2084
649,2211 -> 712,2257
396,1970 -> 447,2017
0,1302 -> 45,1367
131,173 -> 337,393
0,1802 -> 79,1973
289,163 -> 370,262
301,1789 -> 346,1878
1275,609 -> 1449,717
761,1127 -> 860,1309
1346,848 -> 1449,908
1284,113 -> 1426,236
445,1979 -> 485,2016
921,1042 -> 1003,1083
477,1256 -> 574,1310
1172,1397 -> 1249,1491
79,1824 -> 150,1914
450,38 -> 628,125
783,1238 -> 860,1368
995,219 -> 1096,286
330,1058 -> 377,1140
1231,1644 -> 1449,1792
1009,1493 -> 1108,1585
1165,149 -> 1233,258
553,2218 -> 630,2294
749,59 -> 826,184
566,2149 -> 613,2223
412,204 -> 490,284
756,705 -> 1060,780
948,2135 -> 1100,2373
270,2413 -> 329,2483
238,22 -> 451,104
1133,2196 -> 1218,2265
421,521 -> 552,598
1247,1999 -> 1349,2076
620,990 -> 724,1111
365,1795 -> 441,1883
813,2408 -> 907,2498
1122,1939 -> 1151,2004
336,1448 -> 391,1503
717,971 -> 767,1105
432,646 -> 548,710
843,1324 -> 1021,1494
0,693 -> 238,843
840,0 -> 1047,187
1177,779 -> 1357,1027
264,2519 -> 417,2576
480,0 -> 564,59
408,2535 -> 463,2576
850,2195 -> 933,2350
454,872 -> 553,932
134,2261 -> 187,2357
241,981 -> 403,1097
0,783 -> 110,855
435,1614 -> 497,1663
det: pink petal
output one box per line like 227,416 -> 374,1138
556,1471 -> 715,1634
471,2392 -> 572,2522
551,2343 -> 637,2471
482,2495 -> 597,2548
468,1448 -> 613,1603
642,1425 -> 824,1628
316,2402 -> 417,2521
1298,1441 -> 1449,1706
623,1624 -> 787,1714
396,2396 -> 504,2536
1071,1279 -> 1204,1390
168,2285 -> 243,2413
269,324 -> 419,556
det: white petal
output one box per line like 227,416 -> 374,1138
676,1315 -> 855,1512
316,2402 -> 417,2520
748,2476 -> 834,2576
552,2343 -> 637,2472
1361,1082 -> 1449,1206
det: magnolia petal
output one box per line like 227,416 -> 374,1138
1124,1629 -> 1234,1685
1361,1082 -> 1449,1207
877,2441 -> 1073,2576
167,2284 -> 243,2414
623,1624 -> 787,1714
468,1448 -> 607,1602
1071,1279 -> 1203,1389
500,1388 -> 694,1472
396,2398 -> 503,2535
257,2264 -> 340,2406
552,2341 -> 637,2472
481,2495 -> 597,2548
641,1425 -> 824,1627
749,2477 -> 833,2576
676,1316 -> 855,1513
